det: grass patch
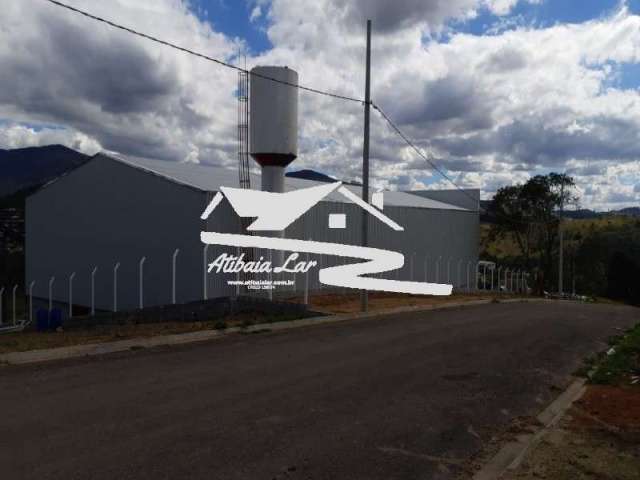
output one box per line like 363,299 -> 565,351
581,323 -> 640,385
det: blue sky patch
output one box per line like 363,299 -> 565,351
189,0 -> 272,54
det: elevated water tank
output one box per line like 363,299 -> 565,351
249,66 -> 299,170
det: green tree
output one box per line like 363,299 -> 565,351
488,173 -> 577,291
607,252 -> 640,306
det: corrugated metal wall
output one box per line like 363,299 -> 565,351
27,157 -> 479,315
204,198 -> 479,297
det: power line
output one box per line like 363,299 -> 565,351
373,103 -> 557,226
41,0 -> 365,104
42,0 -> 556,227
42,0 -> 491,205
373,103 -> 479,204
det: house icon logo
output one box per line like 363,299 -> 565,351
200,182 -> 452,296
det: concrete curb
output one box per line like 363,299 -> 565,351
473,377 -> 587,480
0,297 -> 539,366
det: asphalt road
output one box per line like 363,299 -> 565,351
1,301 -> 637,480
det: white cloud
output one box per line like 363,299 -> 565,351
249,5 -> 262,23
0,0 -> 638,210
0,124 -> 101,155
483,0 -> 543,17
0,0 -> 240,164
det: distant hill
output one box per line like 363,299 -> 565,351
286,169 -> 362,186
286,169 -> 337,183
0,144 -> 90,197
562,209 -> 602,220
481,199 -> 639,222
0,184 -> 43,209
616,207 -> 640,217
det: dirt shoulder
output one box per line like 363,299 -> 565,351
0,293 -> 505,355
287,291 -> 503,314
501,322 -> 640,480
0,311 -> 301,354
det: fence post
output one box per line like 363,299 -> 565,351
447,257 -> 451,284
203,244 -> 210,301
482,263 -> 487,290
48,276 -> 55,313
304,251 -> 310,306
12,284 -> 18,325
139,257 -> 146,310
234,247 -> 240,298
410,253 -> 414,281
28,280 -> 35,324
424,255 -> 428,282
91,267 -> 98,316
490,266 -> 494,291
113,262 -> 120,312
172,249 -> 180,304
268,250 -> 273,301
68,272 -> 76,318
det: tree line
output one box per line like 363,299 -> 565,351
487,173 -> 640,305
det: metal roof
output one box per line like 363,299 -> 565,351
99,152 -> 469,212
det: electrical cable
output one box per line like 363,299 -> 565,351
373,103 -> 558,226
42,0 -> 365,104
41,0 -> 556,227
373,103 -> 478,204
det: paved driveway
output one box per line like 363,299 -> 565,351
1,301 -> 637,479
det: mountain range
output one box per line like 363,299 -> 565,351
0,144 -> 90,198
0,146 -> 637,219
478,200 -> 640,220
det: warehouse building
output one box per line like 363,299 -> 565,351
26,152 -> 479,315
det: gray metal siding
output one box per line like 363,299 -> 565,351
26,159 -> 479,314
283,202 -> 479,292
408,189 -> 480,212
202,201 -> 479,296
26,157 -> 208,311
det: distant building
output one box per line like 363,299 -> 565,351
26,153 -> 479,315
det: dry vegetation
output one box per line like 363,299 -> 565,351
482,215 -> 639,261
287,291 -> 506,314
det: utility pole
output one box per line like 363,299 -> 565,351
559,181 -> 565,295
361,19 -> 372,313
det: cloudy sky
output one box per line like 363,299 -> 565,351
1,0 -> 640,210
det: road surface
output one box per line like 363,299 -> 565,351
0,301 -> 637,479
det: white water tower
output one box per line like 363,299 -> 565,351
250,66 -> 299,194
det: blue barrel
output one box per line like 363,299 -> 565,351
50,309 -> 62,331
36,309 -> 49,331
